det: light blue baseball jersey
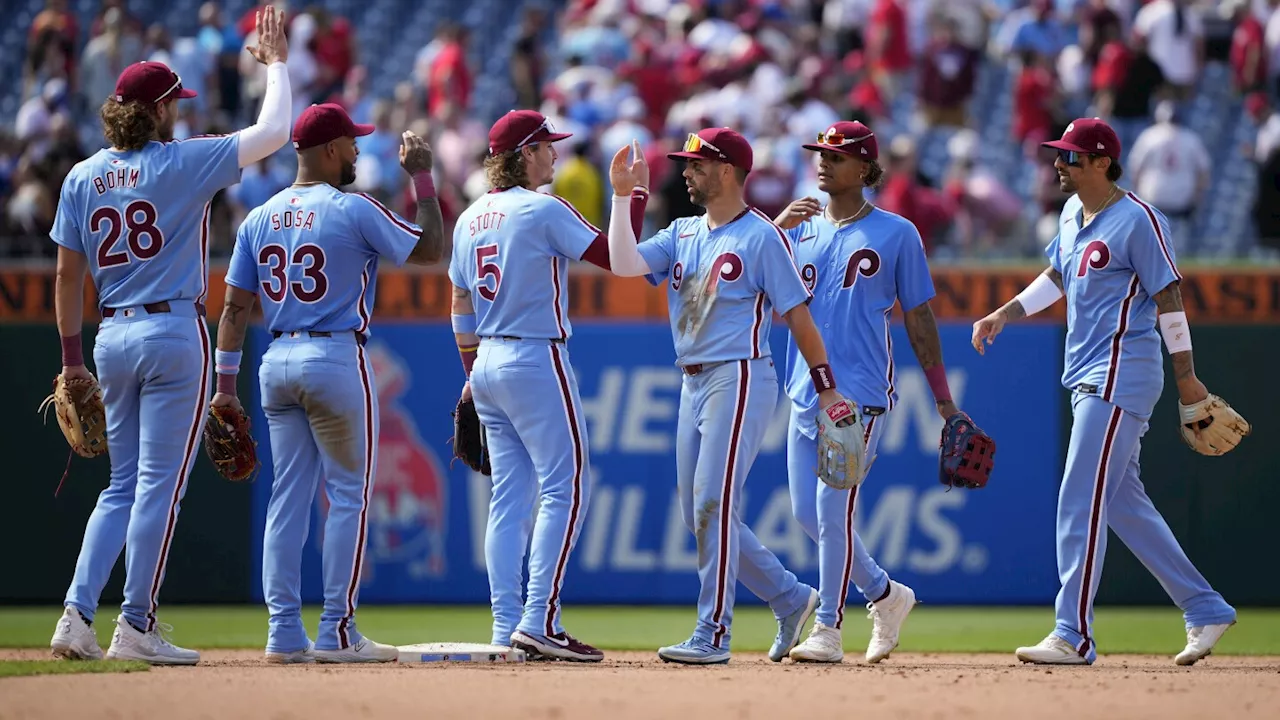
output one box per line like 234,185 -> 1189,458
449,187 -> 600,340
782,209 -> 934,425
1047,192 -> 1181,418
49,135 -> 241,309
226,185 -> 421,337
637,208 -> 811,366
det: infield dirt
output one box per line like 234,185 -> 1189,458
1,649 -> 1278,719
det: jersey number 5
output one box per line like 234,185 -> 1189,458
93,201 -> 163,268
259,244 -> 328,303
476,244 -> 502,301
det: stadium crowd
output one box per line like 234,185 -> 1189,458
4,0 -> 1280,261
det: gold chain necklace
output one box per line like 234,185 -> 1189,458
1082,184 -> 1120,225
826,198 -> 870,227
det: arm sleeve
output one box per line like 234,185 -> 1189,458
49,176 -> 83,254
895,222 -> 937,311
350,192 -> 422,267
1126,205 -> 1182,297
177,134 -> 243,198
544,195 -> 602,260
756,224 -> 812,316
235,62 -> 291,167
635,220 -> 677,287
225,223 -> 259,292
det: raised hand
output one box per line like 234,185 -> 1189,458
775,197 -> 821,229
609,139 -> 650,196
400,130 -> 434,175
247,5 -> 289,67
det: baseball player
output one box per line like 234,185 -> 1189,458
212,103 -> 445,663
973,118 -> 1244,666
605,129 -> 864,665
450,110 -> 647,662
771,120 -> 974,663
48,8 -> 293,665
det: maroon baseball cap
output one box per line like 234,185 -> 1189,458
488,110 -> 572,155
802,120 -> 878,160
667,127 -> 754,173
1042,118 -> 1121,160
292,103 -> 375,151
114,61 -> 197,105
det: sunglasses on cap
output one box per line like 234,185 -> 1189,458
154,76 -> 185,103
683,133 -> 728,161
516,117 -> 555,150
816,129 -> 873,146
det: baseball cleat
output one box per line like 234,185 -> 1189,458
105,615 -> 200,665
1175,621 -> 1235,666
789,622 -> 843,663
50,606 -> 103,661
1015,634 -> 1091,665
266,640 -> 316,664
657,637 -> 731,665
769,586 -> 819,662
511,630 -> 604,662
865,580 -> 916,663
314,637 -> 398,663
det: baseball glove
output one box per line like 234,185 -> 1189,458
1178,394 -> 1251,456
39,374 -> 108,458
203,403 -> 260,482
816,399 -> 866,490
451,396 -> 491,475
939,411 -> 996,489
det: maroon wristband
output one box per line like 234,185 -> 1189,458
61,333 -> 83,367
413,172 -> 437,200
216,373 -> 237,396
924,364 -> 952,403
459,343 -> 479,377
810,363 -> 836,392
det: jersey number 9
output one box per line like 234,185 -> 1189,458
93,200 -> 164,268
259,243 -> 329,303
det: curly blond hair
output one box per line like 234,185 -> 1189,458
484,149 -> 530,190
100,99 -> 157,151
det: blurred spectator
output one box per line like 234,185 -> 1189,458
434,101 -> 488,189
16,79 -> 70,157
1095,31 -> 1166,160
996,0 -> 1067,64
89,0 -> 144,40
618,41 -> 679,135
1128,100 -> 1211,251
146,24 -> 215,114
866,0 -> 913,103
1013,50 -> 1058,152
1267,0 -> 1280,97
1133,0 -> 1205,99
598,97 -> 654,173
333,65 -> 374,125
918,19 -> 979,128
875,136 -> 954,252
1079,0 -> 1123,64
510,7 -> 548,109
26,0 -> 78,101
1251,93 -> 1280,163
426,23 -> 473,119
358,100 -> 407,202
1254,146 -> 1280,254
743,140 -> 795,221
551,138 -> 605,228
943,130 -> 1029,255
79,8 -> 145,113
197,2 -> 243,120
1228,0 -> 1269,95
310,7 -> 356,101
227,159 -> 290,226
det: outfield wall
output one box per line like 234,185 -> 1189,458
5,318 -> 1273,607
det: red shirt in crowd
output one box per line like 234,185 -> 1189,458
876,175 -> 952,253
428,40 -> 472,117
1231,14 -> 1267,92
1013,64 -> 1055,143
313,17 -> 355,88
868,0 -> 912,73
1092,40 -> 1132,93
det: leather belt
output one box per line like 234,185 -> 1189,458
102,301 -> 206,318
683,360 -> 730,376
272,330 -> 367,346
494,336 -> 565,344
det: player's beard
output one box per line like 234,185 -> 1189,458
340,160 -> 357,187
156,115 -> 175,142
688,175 -> 718,207
1058,170 -> 1078,193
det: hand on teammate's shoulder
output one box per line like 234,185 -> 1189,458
246,5 -> 289,67
400,131 -> 434,175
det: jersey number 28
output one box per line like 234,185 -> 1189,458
93,200 -> 163,268
259,244 -> 328,303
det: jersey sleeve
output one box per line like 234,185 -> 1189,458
349,192 -> 421,267
756,223 -> 811,316
176,134 -> 242,197
1126,202 -> 1182,297
49,175 -> 83,254
225,222 -> 259,292
447,226 -> 470,290
1045,233 -> 1063,275
543,195 -> 601,260
636,219 -> 677,286
894,221 -> 936,311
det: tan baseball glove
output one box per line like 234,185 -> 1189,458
39,374 -> 108,458
816,399 -> 866,490
1178,394 -> 1251,456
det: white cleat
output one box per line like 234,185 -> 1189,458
105,615 -> 200,665
1175,622 -> 1235,666
314,637 -> 398,663
266,640 -> 316,664
865,580 -> 916,664
50,607 -> 103,661
1015,634 -> 1090,665
789,622 -> 843,663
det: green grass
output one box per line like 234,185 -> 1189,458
0,660 -> 149,678
2,606 -> 1278,655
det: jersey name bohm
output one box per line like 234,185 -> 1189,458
92,166 -> 141,195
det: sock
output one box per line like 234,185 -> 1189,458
875,584 -> 891,603
77,611 -> 92,627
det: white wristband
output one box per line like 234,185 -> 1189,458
1013,273 -> 1064,317
1159,311 -> 1192,354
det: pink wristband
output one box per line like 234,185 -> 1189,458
61,334 -> 83,367
216,373 -> 237,396
924,365 -> 952,403
413,172 -> 436,199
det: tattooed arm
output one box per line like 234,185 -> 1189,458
971,266 -> 1064,355
211,285 -> 259,410
905,301 -> 961,418
1153,282 -> 1209,404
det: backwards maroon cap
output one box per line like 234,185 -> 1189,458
488,110 -> 573,155
802,120 -> 878,160
114,61 -> 198,105
1042,118 -> 1121,160
292,103 -> 375,151
667,127 -> 754,173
